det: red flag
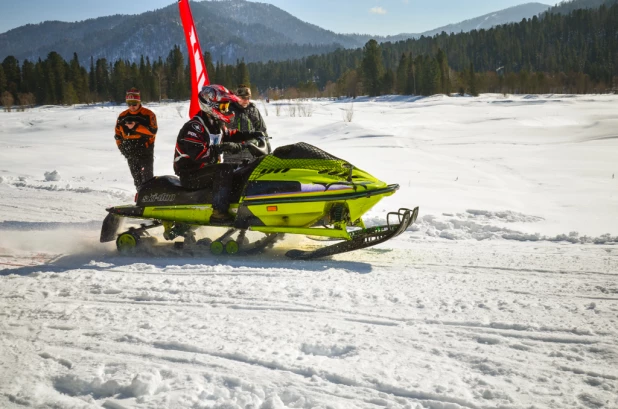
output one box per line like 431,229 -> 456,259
178,0 -> 210,118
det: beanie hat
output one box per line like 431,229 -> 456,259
126,87 -> 141,104
235,85 -> 251,98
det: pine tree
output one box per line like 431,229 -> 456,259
336,69 -> 360,98
33,59 -> 46,105
407,56 -> 417,95
361,40 -> 384,96
236,59 -> 250,88
203,52 -> 215,82
436,48 -> 451,95
95,58 -> 110,101
166,46 -> 188,100
89,56 -> 97,101
68,53 -> 88,102
0,65 -> 7,95
427,58 -> 441,95
468,62 -> 478,96
63,82 -> 79,105
128,61 -> 141,97
20,60 -> 36,96
110,59 -> 129,103
224,64 -> 235,90
416,55 -> 428,95
138,56 -> 149,100
153,57 -> 165,101
43,52 -> 66,104
381,69 -> 395,95
214,60 -> 225,85
396,53 -> 409,94
2,56 -> 21,97
144,57 -> 158,102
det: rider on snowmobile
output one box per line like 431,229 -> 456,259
173,84 -> 264,225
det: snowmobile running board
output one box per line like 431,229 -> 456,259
285,207 -> 419,260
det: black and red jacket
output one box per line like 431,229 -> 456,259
173,112 -> 252,175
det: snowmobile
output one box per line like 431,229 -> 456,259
100,142 -> 418,259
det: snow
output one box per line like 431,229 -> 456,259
1,94 -> 617,409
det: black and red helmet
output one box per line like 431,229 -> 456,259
198,84 -> 240,123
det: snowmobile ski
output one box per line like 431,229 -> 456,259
286,207 -> 418,260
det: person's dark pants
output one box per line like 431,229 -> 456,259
127,152 -> 154,189
179,164 -> 235,212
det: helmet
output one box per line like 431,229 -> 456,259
198,84 -> 240,123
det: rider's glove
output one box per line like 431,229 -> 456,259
217,142 -> 243,154
250,131 -> 266,138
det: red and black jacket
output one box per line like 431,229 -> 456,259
173,112 -> 252,175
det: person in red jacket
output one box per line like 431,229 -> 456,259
114,88 -> 158,188
174,84 -> 265,225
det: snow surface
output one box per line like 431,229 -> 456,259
1,94 -> 617,409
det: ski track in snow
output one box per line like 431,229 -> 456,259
1,237 -> 617,409
1,95 -> 618,408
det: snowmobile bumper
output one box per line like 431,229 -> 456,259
100,205 -> 144,242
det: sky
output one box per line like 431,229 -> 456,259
0,0 -> 553,36
1,94 -> 617,409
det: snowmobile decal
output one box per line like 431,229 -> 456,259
141,193 -> 178,203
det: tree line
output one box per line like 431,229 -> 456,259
246,2 -> 618,97
1,3 -> 617,110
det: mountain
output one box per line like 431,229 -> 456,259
379,2 -> 551,42
0,0 -> 551,65
0,1 -> 357,65
546,0 -> 618,14
198,1 -> 360,48
419,2 -> 550,37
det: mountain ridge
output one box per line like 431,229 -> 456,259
0,1 -> 552,64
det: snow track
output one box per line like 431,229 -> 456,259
1,238 -> 617,408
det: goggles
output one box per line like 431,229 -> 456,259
218,102 -> 230,112
127,102 -> 139,107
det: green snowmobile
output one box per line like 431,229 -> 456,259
100,142 -> 418,259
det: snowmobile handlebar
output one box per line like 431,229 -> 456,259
245,139 -> 269,157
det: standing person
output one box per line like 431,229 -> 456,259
174,84 -> 264,225
227,84 -> 271,165
114,87 -> 158,189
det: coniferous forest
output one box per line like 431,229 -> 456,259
1,3 -> 617,109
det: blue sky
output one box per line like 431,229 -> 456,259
0,0 -> 552,35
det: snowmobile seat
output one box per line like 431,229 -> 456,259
136,175 -> 213,206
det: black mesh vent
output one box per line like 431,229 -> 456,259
248,143 -> 353,182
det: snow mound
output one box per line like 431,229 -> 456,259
52,370 -> 164,400
300,343 -> 356,358
365,209 -> 618,245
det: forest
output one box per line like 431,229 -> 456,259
1,2 -> 616,109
